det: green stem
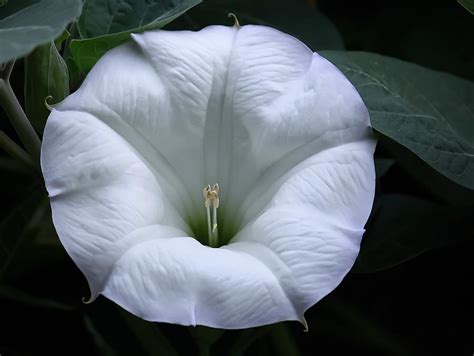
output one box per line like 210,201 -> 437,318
0,61 -> 41,171
0,130 -> 34,169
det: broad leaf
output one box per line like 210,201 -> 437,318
82,306 -> 178,356
458,0 -> 474,14
168,0 -> 344,51
118,309 -> 179,356
69,0 -> 201,82
380,136 -> 474,206
0,188 -> 48,279
253,0 -> 344,51
0,284 -> 73,311
374,158 -> 395,179
322,51 -> 474,190
354,194 -> 474,273
0,0 -> 82,63
24,40 -> 69,133
78,0 -> 198,38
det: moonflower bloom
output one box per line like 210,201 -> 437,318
41,24 -> 376,329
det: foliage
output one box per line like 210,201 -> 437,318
0,0 -> 82,63
69,0 -> 201,82
322,51 -> 474,190
24,37 -> 70,133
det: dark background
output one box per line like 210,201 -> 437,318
0,0 -> 472,355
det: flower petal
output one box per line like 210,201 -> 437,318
41,24 -> 376,328
103,237 -> 299,328
41,109 -> 190,300
228,140 -> 376,317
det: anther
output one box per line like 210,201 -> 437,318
203,183 -> 220,247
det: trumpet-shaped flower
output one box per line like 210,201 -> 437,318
41,24 -> 376,329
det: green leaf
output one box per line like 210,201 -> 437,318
321,51 -> 474,190
375,158 -> 395,179
54,29 -> 71,49
189,326 -> 224,355
0,0 -> 82,63
168,0 -> 344,50
82,305 -> 179,356
118,309 -> 179,356
268,323 -> 301,356
0,187 -> 48,279
252,0 -> 345,51
0,284 -> 74,311
0,0 -> 37,20
24,40 -> 69,133
354,194 -> 474,273
83,314 -> 118,356
458,0 -> 474,14
78,0 -> 198,38
69,0 -> 201,82
380,136 -> 474,206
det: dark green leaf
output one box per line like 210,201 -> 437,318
0,187 -> 48,279
189,325 -> 224,355
54,29 -> 71,49
83,314 -> 118,356
380,136 -> 474,206
252,0 -> 345,51
458,0 -> 474,14
118,309 -> 179,356
375,158 -> 395,179
321,51 -> 474,190
24,40 -> 69,133
268,323 -> 301,356
69,0 -> 201,81
0,0 -> 38,20
354,194 -> 474,273
0,0 -> 82,63
168,0 -> 344,50
319,297 -> 412,356
78,0 -> 199,38
0,284 -> 74,311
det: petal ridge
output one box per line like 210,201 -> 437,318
52,107 -> 193,221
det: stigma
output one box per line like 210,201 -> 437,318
203,183 -> 220,247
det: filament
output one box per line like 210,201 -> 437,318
203,183 -> 220,247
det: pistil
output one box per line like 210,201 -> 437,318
203,183 -> 220,247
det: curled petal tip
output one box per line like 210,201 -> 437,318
44,95 -> 56,111
300,317 -> 309,332
227,13 -> 240,27
82,294 -> 97,305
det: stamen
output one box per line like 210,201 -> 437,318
203,183 -> 220,247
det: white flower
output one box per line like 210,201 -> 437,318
41,24 -> 376,329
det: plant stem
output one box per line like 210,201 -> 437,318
0,61 -> 41,170
0,130 -> 34,169
0,61 -> 14,80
